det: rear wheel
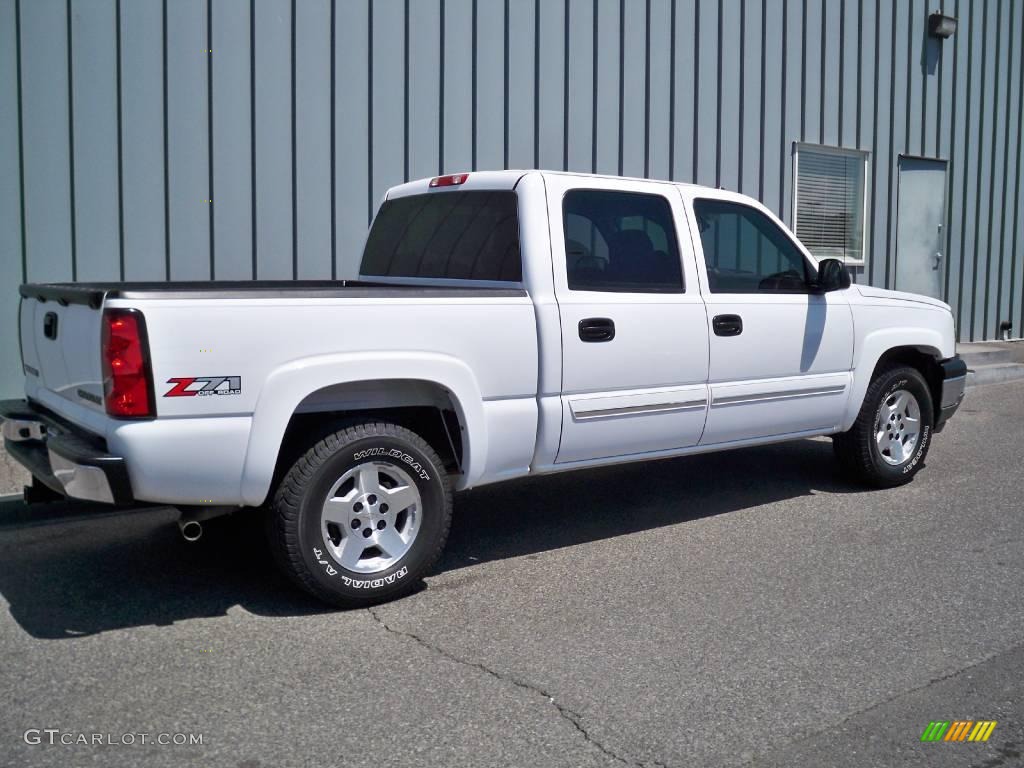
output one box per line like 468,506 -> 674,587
833,365 -> 935,488
267,421 -> 452,607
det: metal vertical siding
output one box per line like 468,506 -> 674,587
70,0 -> 120,283
620,1 -> 645,177
294,0 -> 332,279
2,0 -> 1024,397
212,0 -> 253,280
780,0 -> 800,224
647,0 -> 671,182
1012,0 -> 1024,336
717,1 -> 740,190
536,0 -> 565,171
405,1 -> 439,183
476,2 -> 506,171
120,0 -> 165,283
738,0 -> 761,198
672,1 -> 695,184
0,0 -> 23,402
20,0 -> 74,286
760,0 -> 783,214
945,0 -> 966,317
166,0 -> 210,281
371,0 -> 405,213
252,0 -> 291,279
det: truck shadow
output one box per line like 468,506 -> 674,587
442,437 -> 858,571
0,438 -> 859,639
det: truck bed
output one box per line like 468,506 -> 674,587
19,280 -> 526,308
17,276 -> 540,504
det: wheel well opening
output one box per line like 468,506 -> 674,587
274,380 -> 466,487
872,346 -> 944,420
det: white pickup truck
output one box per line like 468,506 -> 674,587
3,170 -> 966,606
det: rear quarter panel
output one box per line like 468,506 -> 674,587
103,294 -> 538,504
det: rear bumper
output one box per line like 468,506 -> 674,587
933,356 -> 967,433
0,399 -> 134,505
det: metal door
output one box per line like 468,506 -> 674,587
684,194 -> 855,446
895,157 -> 947,298
542,174 -> 710,465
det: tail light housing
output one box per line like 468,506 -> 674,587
101,308 -> 156,418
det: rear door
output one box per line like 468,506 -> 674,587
545,175 -> 709,464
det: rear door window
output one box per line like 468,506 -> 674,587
361,191 -> 521,282
562,190 -> 684,292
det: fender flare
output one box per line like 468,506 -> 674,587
239,351 -> 486,506
841,327 -> 947,431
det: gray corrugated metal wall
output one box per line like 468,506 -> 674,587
2,0 -> 1023,398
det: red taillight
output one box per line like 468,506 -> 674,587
101,309 -> 155,418
429,173 -> 469,188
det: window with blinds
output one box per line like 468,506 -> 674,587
793,145 -> 868,265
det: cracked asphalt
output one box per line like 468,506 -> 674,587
1,380 -> 1022,768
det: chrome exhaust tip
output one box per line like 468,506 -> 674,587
179,519 -> 203,542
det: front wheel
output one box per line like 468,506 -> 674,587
267,421 -> 452,607
833,365 -> 935,488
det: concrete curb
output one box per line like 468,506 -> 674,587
0,449 -> 30,501
966,363 -> 1024,388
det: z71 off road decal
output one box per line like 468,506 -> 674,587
164,376 -> 241,397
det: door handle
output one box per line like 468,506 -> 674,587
712,314 -> 743,337
933,252 -> 943,270
578,317 -> 615,342
43,312 -> 58,340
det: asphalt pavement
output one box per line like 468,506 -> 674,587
1,380 -> 1022,768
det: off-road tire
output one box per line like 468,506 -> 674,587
833,364 -> 935,488
267,421 -> 452,607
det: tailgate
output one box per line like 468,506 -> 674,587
19,284 -> 107,413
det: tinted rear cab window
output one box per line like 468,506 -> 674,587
361,191 -> 522,282
562,190 -> 684,293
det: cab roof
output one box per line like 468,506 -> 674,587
385,170 -> 705,200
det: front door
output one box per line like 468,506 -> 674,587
685,194 -> 855,445
895,157 -> 947,299
545,175 -> 710,464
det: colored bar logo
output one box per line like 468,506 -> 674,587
920,721 -> 997,742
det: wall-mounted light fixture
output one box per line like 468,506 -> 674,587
928,12 -> 957,38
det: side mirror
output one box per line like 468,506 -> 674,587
814,258 -> 852,293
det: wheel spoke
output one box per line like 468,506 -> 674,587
322,498 -> 350,526
336,486 -> 359,503
375,527 -> 407,558
338,535 -> 365,569
382,483 -> 418,512
901,391 -> 915,413
357,465 -> 381,496
889,438 -> 905,463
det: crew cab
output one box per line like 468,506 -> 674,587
2,171 -> 967,606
